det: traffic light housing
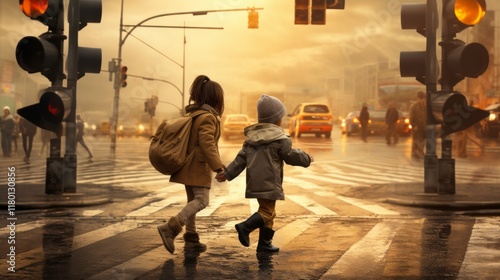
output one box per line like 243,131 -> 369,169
399,3 -> 429,85
440,0 -> 488,89
295,0 -> 309,25
311,0 -> 326,25
248,9 -> 259,29
431,91 -> 488,135
16,0 -> 65,83
17,87 -> 71,135
120,66 -> 128,87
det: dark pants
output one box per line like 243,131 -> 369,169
386,123 -> 398,145
411,127 -> 425,159
1,133 -> 12,156
22,134 -> 35,158
360,124 -> 369,141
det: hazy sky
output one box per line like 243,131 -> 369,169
4,0 -> 496,120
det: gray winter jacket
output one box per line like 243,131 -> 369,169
224,123 -> 311,200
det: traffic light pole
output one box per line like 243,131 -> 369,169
64,0 -> 80,193
424,0 -> 439,193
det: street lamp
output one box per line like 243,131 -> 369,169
109,1 -> 263,153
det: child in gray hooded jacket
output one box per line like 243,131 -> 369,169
217,95 -> 313,252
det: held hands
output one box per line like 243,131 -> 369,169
215,171 -> 226,182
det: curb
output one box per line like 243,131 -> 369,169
383,198 -> 500,211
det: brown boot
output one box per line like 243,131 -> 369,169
157,217 -> 183,254
184,232 -> 207,252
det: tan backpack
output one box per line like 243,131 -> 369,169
149,112 -> 205,175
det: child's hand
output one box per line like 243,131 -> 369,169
216,171 -> 226,182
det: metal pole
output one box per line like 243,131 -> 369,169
424,0 -> 439,193
182,23 -> 186,113
110,0 -> 124,154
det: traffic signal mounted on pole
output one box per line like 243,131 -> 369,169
120,66 -> 128,87
311,0 -> 326,25
16,0 -> 65,83
248,9 -> 259,29
17,87 -> 71,135
399,3 -> 429,85
295,0 -> 310,25
434,0 -> 489,135
440,0 -> 488,89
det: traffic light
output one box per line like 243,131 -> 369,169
16,0 -> 65,83
431,91 -> 488,135
248,9 -> 259,29
295,0 -> 309,25
399,3 -> 429,85
68,0 -> 102,78
144,99 -> 150,113
431,0 -> 490,135
120,66 -> 128,87
311,0 -> 326,25
326,0 -> 345,9
17,87 -> 71,135
440,0 -> 489,89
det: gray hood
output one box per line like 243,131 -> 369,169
244,123 -> 289,146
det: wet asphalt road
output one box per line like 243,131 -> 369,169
1,132 -> 499,279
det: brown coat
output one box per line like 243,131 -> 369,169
169,105 -> 224,188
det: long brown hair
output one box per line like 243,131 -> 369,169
189,75 -> 225,116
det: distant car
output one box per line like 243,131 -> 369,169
118,122 -> 140,137
341,110 -> 411,137
481,103 -> 500,138
288,103 -> 333,138
341,111 -> 360,136
368,110 -> 411,137
221,114 -> 252,140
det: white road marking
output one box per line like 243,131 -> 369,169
287,195 -> 338,216
321,221 -> 402,279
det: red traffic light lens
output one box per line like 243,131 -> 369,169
39,90 -> 70,124
19,0 -> 49,18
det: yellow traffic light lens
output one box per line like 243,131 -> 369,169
19,0 -> 49,19
454,0 -> 486,26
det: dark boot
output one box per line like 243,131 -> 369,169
235,213 -> 265,247
257,227 -> 279,253
183,232 -> 207,252
157,216 -> 183,254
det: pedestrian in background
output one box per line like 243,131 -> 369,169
76,115 -> 93,160
359,103 -> 370,142
217,95 -> 313,253
385,102 -> 399,145
409,91 -> 426,160
20,117 -> 37,163
1,106 -> 15,157
12,114 -> 20,154
157,75 -> 226,254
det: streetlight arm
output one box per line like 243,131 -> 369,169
127,74 -> 183,97
121,8 -> 263,46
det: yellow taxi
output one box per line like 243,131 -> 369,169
288,103 -> 333,138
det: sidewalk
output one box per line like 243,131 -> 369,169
0,183 -> 113,210
1,182 -> 500,213
340,182 -> 500,214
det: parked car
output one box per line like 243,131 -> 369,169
288,103 -> 333,138
341,110 -> 411,137
481,103 -> 500,138
118,122 -> 140,137
221,114 -> 252,140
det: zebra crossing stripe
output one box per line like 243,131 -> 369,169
321,221 -> 402,279
458,218 -> 500,278
296,174 -> 359,186
284,176 -> 323,190
313,191 -> 400,216
126,196 -> 185,217
287,195 -> 338,216
198,195 -> 225,217
261,217 -> 319,248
